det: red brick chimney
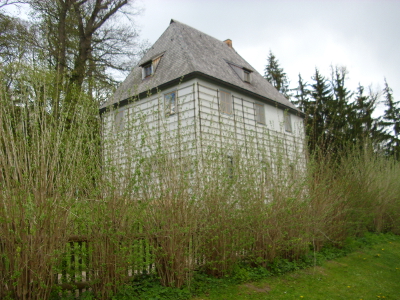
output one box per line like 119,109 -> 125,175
223,39 -> 232,48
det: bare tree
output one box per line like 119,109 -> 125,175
0,0 -> 25,9
6,0 -> 144,106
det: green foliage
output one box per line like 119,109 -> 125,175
349,84 -> 381,145
264,50 -> 290,99
0,65 -> 101,299
287,64 -> 398,158
380,79 -> 400,158
1,63 -> 400,299
98,234 -> 399,300
112,274 -> 191,300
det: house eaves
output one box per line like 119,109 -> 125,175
100,71 -> 304,118
102,19 -> 303,117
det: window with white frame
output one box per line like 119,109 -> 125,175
284,111 -> 292,132
255,103 -> 265,124
164,91 -> 176,117
219,90 -> 232,115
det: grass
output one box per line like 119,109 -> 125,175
190,234 -> 400,300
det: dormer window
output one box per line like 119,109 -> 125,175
243,69 -> 251,83
140,53 -> 164,80
143,63 -> 153,78
227,61 -> 253,83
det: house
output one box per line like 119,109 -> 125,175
100,20 -> 305,183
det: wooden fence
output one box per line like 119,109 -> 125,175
57,235 -> 156,296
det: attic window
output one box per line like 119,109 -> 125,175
243,69 -> 251,82
143,63 -> 152,78
228,62 -> 252,83
141,54 -> 163,79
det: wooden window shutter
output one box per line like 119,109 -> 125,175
255,103 -> 265,124
219,91 -> 232,114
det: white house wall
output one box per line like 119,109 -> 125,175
102,80 -> 198,171
195,79 -> 305,168
102,78 -> 306,178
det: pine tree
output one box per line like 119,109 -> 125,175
292,73 -> 310,111
264,50 -> 290,99
381,79 -> 400,158
327,66 -> 353,151
350,84 -> 380,145
308,68 -> 333,154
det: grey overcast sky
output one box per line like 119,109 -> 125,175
136,0 -> 400,113
3,0 -> 399,113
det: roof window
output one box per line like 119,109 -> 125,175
143,63 -> 153,78
243,69 -> 251,83
227,62 -> 252,83
140,53 -> 163,79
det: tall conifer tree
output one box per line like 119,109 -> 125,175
350,84 -> 380,145
292,73 -> 310,111
328,66 -> 353,151
308,68 -> 333,154
381,79 -> 400,158
264,50 -> 290,99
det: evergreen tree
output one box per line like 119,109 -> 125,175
350,84 -> 380,145
264,50 -> 290,99
327,66 -> 353,150
308,68 -> 333,154
292,73 -> 310,111
381,79 -> 400,158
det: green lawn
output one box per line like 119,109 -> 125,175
191,236 -> 400,300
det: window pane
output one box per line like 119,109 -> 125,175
144,64 -> 152,77
165,91 -> 176,116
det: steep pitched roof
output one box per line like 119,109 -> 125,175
103,19 -> 300,113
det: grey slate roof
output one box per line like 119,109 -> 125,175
103,19 -> 299,113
